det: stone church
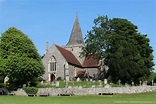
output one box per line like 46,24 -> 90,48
42,16 -> 99,82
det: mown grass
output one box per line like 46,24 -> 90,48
0,92 -> 156,104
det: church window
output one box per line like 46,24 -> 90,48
49,56 -> 56,72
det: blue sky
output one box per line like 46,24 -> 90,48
0,0 -> 156,71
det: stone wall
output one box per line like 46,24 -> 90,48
37,86 -> 156,96
14,88 -> 27,96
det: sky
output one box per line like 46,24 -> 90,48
0,0 -> 156,71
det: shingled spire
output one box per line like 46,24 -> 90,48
66,16 -> 85,46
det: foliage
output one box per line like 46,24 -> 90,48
23,87 -> 38,94
0,83 -> 4,88
153,72 -> 156,83
147,72 -> 156,84
0,75 -> 4,87
56,77 -> 62,81
0,27 -> 44,89
82,16 -> 154,84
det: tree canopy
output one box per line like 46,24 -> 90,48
0,27 -> 44,89
83,16 -> 154,84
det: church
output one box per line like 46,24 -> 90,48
42,16 -> 99,82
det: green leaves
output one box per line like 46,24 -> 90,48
83,16 -> 154,84
0,27 -> 44,89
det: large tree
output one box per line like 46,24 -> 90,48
0,27 -> 44,89
83,16 -> 154,84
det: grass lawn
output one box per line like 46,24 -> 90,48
0,92 -> 156,104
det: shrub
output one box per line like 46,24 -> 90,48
0,83 -> 4,88
23,87 -> 38,94
56,77 -> 62,81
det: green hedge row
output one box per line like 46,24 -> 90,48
23,87 -> 38,94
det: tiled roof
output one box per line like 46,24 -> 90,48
55,44 -> 82,67
55,44 -> 98,68
83,55 -> 99,68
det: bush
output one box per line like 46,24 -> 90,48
0,83 -> 4,88
56,77 -> 62,81
23,87 -> 38,94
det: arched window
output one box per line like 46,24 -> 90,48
48,56 -> 56,72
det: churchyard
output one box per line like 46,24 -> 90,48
0,3 -> 156,104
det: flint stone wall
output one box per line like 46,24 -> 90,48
37,86 -> 156,96
14,88 -> 27,96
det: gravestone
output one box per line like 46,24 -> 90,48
56,81 -> 59,87
77,77 -> 80,82
68,86 -> 72,88
92,85 -> 95,88
118,80 -> 121,85
104,84 -> 110,88
41,81 -> 44,85
143,81 -> 147,86
98,80 -> 102,87
152,80 -> 154,86
132,81 -> 134,86
104,79 -> 107,84
125,83 -> 130,87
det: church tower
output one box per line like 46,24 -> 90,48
66,16 -> 85,46
64,16 -> 85,64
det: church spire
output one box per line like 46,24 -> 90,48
66,16 -> 85,46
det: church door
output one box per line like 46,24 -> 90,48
50,74 -> 55,83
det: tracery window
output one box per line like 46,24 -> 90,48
48,56 -> 56,72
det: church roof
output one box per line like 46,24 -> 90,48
83,55 -> 99,68
55,44 -> 82,67
55,44 -> 98,68
66,16 -> 85,46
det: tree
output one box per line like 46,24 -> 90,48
0,27 -> 44,89
154,72 -> 156,83
147,72 -> 156,84
82,16 -> 154,84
